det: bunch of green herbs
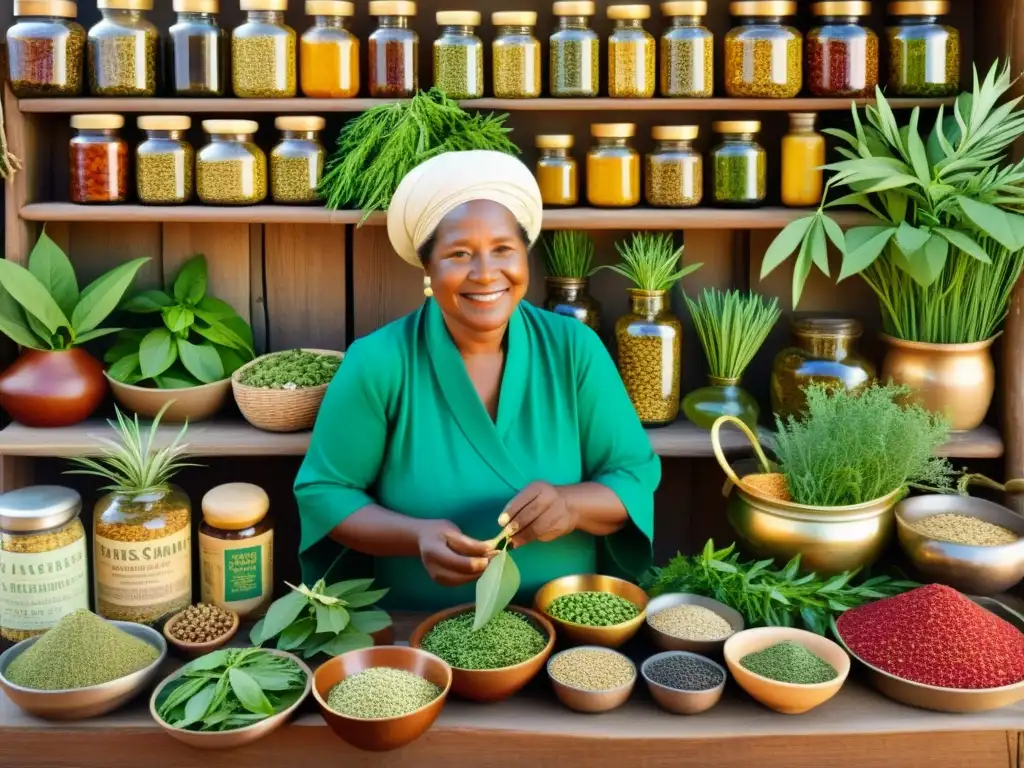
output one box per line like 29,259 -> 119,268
595,233 -> 701,291
684,288 -> 781,380
541,231 -> 596,279
239,349 -> 342,389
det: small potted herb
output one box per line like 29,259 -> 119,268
541,231 -> 602,332
231,348 -> 343,432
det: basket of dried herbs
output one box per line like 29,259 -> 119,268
231,348 -> 343,433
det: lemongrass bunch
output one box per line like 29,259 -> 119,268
596,233 -> 702,291
541,231 -> 595,279
685,288 -> 781,380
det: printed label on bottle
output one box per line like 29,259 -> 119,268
200,530 -> 273,618
0,538 -> 89,631
94,527 -> 191,609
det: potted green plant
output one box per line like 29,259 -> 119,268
540,231 -> 602,332
0,229 -> 147,427
761,61 -> 1024,431
105,254 -> 255,422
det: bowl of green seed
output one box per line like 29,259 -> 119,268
534,574 -> 649,648
232,348 -> 343,432
640,650 -> 727,715
547,645 -> 637,713
410,604 -> 555,702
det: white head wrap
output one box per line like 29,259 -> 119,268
387,150 -> 544,267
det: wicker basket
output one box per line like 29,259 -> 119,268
232,349 -> 344,432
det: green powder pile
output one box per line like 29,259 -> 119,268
4,610 -> 159,691
739,641 -> 838,685
326,667 -> 441,719
239,350 -> 341,389
420,610 -> 547,670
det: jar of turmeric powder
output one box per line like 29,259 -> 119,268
536,135 -> 578,207
587,123 -> 640,208
781,112 -> 824,207
300,0 -> 359,98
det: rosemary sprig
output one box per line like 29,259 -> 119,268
595,233 -> 702,291
541,231 -> 595,279
684,288 -> 781,380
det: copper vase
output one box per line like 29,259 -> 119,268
0,348 -> 107,427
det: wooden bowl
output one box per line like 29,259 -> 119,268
408,604 -> 555,702
313,646 -> 451,752
546,645 -> 636,713
106,373 -> 232,423
0,621 -> 166,721
149,649 -> 311,749
534,574 -> 648,648
645,593 -> 744,656
232,349 -> 343,432
723,627 -> 850,715
162,607 -> 240,659
641,650 -> 727,715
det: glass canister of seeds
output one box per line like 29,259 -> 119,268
169,0 -> 226,96
807,1 -> 878,97
725,1 -> 802,98
7,0 -> 86,98
301,0 -> 359,98
69,113 -> 128,204
781,112 -> 824,207
646,125 -> 702,208
492,11 -> 542,99
369,1 -> 419,98
434,11 -> 484,99
136,115 -> 194,205
536,134 -> 578,207
271,116 -> 325,204
886,1 -> 959,97
587,123 -> 641,208
197,119 -> 267,205
660,1 -> 713,97
232,0 -> 297,98
615,289 -> 683,427
711,120 -> 766,207
607,4 -> 656,98
0,486 -> 89,644
550,1 -> 599,98
199,483 -> 274,619
87,0 -> 159,96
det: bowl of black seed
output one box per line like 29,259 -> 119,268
640,651 -> 726,715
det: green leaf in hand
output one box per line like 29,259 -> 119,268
473,548 -> 519,631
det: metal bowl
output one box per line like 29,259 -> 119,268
0,620 -> 166,720
895,494 -> 1024,595
534,574 -> 649,648
640,651 -> 726,715
645,593 -> 744,656
546,645 -> 636,714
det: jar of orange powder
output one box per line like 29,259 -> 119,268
300,0 -> 359,97
535,134 -> 578,207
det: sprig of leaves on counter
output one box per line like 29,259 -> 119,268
155,648 -> 306,732
250,578 -> 391,659
641,540 -> 919,635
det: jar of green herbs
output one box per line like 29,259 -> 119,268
197,119 -> 267,205
136,115 -> 194,205
232,0 -> 296,98
433,10 -> 483,99
711,120 -> 765,207
270,116 -> 325,204
885,0 -> 959,97
492,11 -> 541,98
660,1 -> 713,97
550,1 -> 599,98
87,0 -> 158,96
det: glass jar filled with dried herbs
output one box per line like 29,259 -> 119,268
369,1 -> 419,98
536,134 -> 578,207
724,1 -> 802,98
301,0 -> 359,98
645,125 -> 702,208
0,486 -> 89,643
270,116 -> 325,204
232,0 -> 296,98
136,115 -> 194,205
7,0 -> 85,98
69,113 -> 128,204
885,0 -> 959,97
807,1 -> 878,97
87,0 -> 158,97
711,121 -> 766,207
660,1 -> 713,97
433,10 -> 483,99
492,11 -> 542,98
169,0 -> 226,96
550,1 -> 599,98
607,4 -> 655,98
197,119 -> 267,205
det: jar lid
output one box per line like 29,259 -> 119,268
492,10 -> 538,25
0,486 -> 82,534
240,0 -> 288,10
792,316 -> 863,338
202,483 -> 270,530
608,4 -> 652,20
203,119 -> 259,134
138,115 -> 192,131
887,1 -> 948,15
97,0 -> 153,8
306,0 -> 353,14
71,113 -> 124,130
729,1 -> 797,16
789,112 -> 818,130
661,1 -> 707,16
714,120 -> 761,133
652,125 -> 699,140
276,115 -> 326,131
369,0 -> 416,16
553,1 -> 595,15
173,0 -> 218,11
592,123 -> 636,138
812,1 -> 871,16
14,1 -> 77,17
536,134 -> 575,149
436,10 -> 480,25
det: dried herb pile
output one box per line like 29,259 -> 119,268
239,350 -> 341,390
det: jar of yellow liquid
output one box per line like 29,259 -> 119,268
781,112 -> 824,207
536,135 -> 578,207
587,123 -> 640,207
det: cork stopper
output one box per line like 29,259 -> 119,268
71,114 -> 125,130
275,116 -> 326,131
492,11 -> 538,25
788,112 -> 819,131
607,4 -> 652,20
15,1 -> 78,17
369,1 -> 416,16
202,483 -> 270,531
203,119 -> 259,134
591,123 -> 636,138
652,125 -> 699,141
536,134 -> 575,149
138,115 -> 192,131
306,0 -> 354,15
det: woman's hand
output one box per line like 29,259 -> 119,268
417,520 -> 495,587
498,481 -> 579,548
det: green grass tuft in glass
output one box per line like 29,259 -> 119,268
685,288 -> 781,380
541,231 -> 595,279
595,232 -> 701,291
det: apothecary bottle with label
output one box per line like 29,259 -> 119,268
69,113 -> 128,204
169,0 -> 226,96
587,123 -> 640,208
369,1 -> 418,98
711,120 -> 766,207
301,0 -> 359,98
660,1 -> 713,97
536,134 -> 578,207
7,0 -> 86,97
87,0 -> 159,97
492,11 -> 542,98
433,10 -> 484,99
197,119 -> 267,205
136,115 -> 194,205
607,4 -> 655,98
724,0 -> 802,98
550,1 -> 599,98
646,125 -> 702,208
232,0 -> 296,98
271,116 -> 325,204
807,1 -> 878,97
886,0 -> 959,97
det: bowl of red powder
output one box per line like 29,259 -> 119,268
835,584 -> 1024,713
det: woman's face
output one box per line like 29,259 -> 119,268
423,199 -> 530,334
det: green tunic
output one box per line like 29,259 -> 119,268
295,299 -> 660,610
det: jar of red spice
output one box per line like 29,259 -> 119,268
807,1 -> 878,97
69,113 -> 128,204
368,0 -> 418,98
7,1 -> 86,98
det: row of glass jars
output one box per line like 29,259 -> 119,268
68,113 -> 325,205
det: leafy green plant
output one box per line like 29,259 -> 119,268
474,531 -> 519,631
0,229 -> 147,351
642,540 -> 919,635
595,233 -> 702,291
772,384 -> 954,507
684,288 -> 781,380
155,648 -> 307,732
541,231 -> 596,279
106,254 -> 255,389
250,577 -> 391,659
762,61 -> 1024,342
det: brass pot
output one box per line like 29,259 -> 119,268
880,335 -> 995,432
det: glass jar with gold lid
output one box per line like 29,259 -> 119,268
232,0 -> 297,98
646,125 -> 702,208
370,0 -> 419,97
725,1 -> 802,98
886,0 -> 959,97
536,134 -> 578,207
87,0 -> 158,96
492,11 -> 542,98
7,0 -> 86,97
660,1 -> 713,97
587,123 -> 640,207
550,1 -> 599,97
607,4 -> 655,97
271,115 -> 325,204
197,119 -> 267,205
712,120 -> 765,206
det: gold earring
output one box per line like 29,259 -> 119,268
423,275 -> 433,298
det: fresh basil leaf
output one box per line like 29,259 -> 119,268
121,289 -> 174,314
139,327 -> 177,379
196,295 -> 237,319
316,630 -> 375,658
173,255 -> 208,305
473,549 -> 519,631
157,676 -> 210,719
0,284 -> 45,349
229,668 -> 275,716
164,305 -> 195,334
177,338 -> 224,383
344,587 -> 389,609
185,649 -> 231,673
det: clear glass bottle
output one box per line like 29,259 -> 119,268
808,1 -> 878,97
197,119 -> 267,205
587,123 -> 640,207
271,116 -> 325,204
781,112 -> 825,208
683,378 -> 760,430
660,1 -> 713,97
646,125 -> 702,208
87,0 -> 158,96
770,316 -> 876,420
301,0 -> 359,98
136,115 -> 194,205
724,0 -> 802,98
712,120 -> 766,207
369,0 -> 418,98
69,113 -> 128,204
545,278 -> 602,332
550,1 -> 599,97
492,11 -> 542,98
886,0 -> 959,97
232,0 -> 296,98
536,134 -> 578,207
169,0 -> 225,96
607,4 -> 655,98
433,11 -> 483,99
7,0 -> 85,97
615,289 -> 682,427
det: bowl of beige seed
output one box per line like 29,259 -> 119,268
645,594 -> 744,656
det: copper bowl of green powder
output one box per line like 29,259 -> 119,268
0,610 -> 166,720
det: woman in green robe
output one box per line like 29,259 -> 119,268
295,150 -> 661,610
